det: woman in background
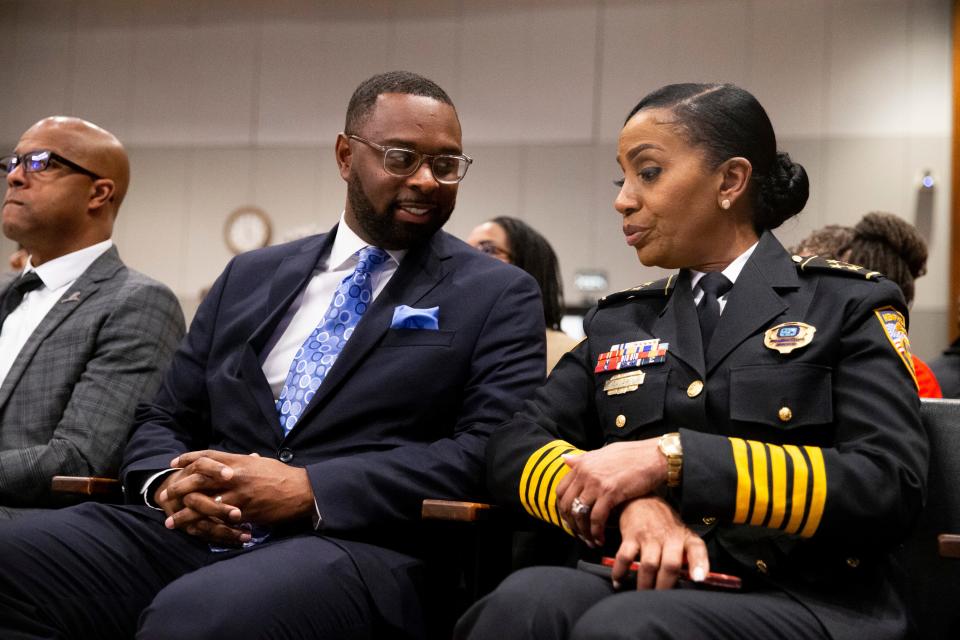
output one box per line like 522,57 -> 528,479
468,216 -> 579,372
792,212 -> 941,397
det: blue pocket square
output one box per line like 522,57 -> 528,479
390,305 -> 439,330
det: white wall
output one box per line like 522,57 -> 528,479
0,0 -> 952,357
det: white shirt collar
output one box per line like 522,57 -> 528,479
688,240 -> 759,291
328,212 -> 405,270
26,239 -> 114,291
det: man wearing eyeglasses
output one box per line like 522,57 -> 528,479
0,73 -> 545,639
0,116 -> 184,517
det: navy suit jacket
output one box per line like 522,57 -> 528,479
121,225 -> 544,588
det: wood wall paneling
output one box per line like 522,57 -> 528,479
951,0 -> 960,340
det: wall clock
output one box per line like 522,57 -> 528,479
224,206 -> 272,255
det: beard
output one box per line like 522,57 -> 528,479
346,172 -> 453,250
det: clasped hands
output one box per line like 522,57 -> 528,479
556,438 -> 709,590
154,450 -> 314,546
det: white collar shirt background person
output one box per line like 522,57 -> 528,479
0,239 -> 113,385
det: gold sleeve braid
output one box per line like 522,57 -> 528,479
729,437 -> 827,538
518,440 -> 585,534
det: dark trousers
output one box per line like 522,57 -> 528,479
455,566 -> 832,640
0,503 -> 408,639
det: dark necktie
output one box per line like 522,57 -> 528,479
0,271 -> 43,329
697,271 -> 733,352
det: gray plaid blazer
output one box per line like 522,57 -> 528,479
0,246 -> 184,516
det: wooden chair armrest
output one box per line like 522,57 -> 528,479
938,534 -> 960,558
51,476 -> 122,497
421,499 -> 496,522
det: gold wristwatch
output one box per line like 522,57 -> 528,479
658,432 -> 683,488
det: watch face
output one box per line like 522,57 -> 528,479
660,434 -> 682,456
224,207 -> 272,254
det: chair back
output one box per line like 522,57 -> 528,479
898,398 -> 960,638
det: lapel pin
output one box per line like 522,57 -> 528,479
60,292 -> 82,303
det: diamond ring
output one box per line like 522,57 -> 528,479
571,497 -> 592,516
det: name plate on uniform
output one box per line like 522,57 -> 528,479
603,371 -> 646,395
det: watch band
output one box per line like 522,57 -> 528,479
658,432 -> 683,488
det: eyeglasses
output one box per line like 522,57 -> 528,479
0,149 -> 102,180
346,134 -> 472,184
475,240 -> 512,261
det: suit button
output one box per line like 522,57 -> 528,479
278,448 -> 294,463
615,414 -> 626,428
687,380 -> 704,398
702,516 -> 717,525
778,406 -> 793,422
846,557 -> 860,568
755,559 -> 768,574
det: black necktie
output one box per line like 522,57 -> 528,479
697,272 -> 733,352
0,271 -> 44,329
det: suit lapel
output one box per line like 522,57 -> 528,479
288,234 -> 449,435
705,232 -> 799,374
0,247 -> 123,410
238,232 -> 332,433
652,271 -> 705,377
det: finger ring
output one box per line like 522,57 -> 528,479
214,495 -> 223,505
571,497 -> 592,516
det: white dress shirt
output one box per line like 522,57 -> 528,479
140,216 -> 405,522
260,214 -> 405,399
689,240 -> 759,314
0,239 -> 113,385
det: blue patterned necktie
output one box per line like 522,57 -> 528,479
276,246 -> 389,434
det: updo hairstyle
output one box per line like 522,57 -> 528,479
845,212 -> 927,305
789,224 -> 855,259
625,83 -> 809,233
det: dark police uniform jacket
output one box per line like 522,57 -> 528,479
487,231 -> 928,640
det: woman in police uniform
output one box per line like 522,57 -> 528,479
455,83 -> 927,640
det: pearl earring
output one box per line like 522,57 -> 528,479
720,199 -> 731,210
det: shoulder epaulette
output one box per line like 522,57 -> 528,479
791,255 -> 884,281
598,274 -> 677,308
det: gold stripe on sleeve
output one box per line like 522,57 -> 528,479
536,454 -> 572,527
518,440 -> 582,527
526,446 -> 568,520
783,444 -> 808,535
541,463 -> 574,535
766,444 -> 788,529
519,441 -> 564,518
730,438 -> 752,523
799,446 -> 827,538
748,440 -> 770,526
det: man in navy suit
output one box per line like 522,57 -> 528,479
0,71 -> 545,639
